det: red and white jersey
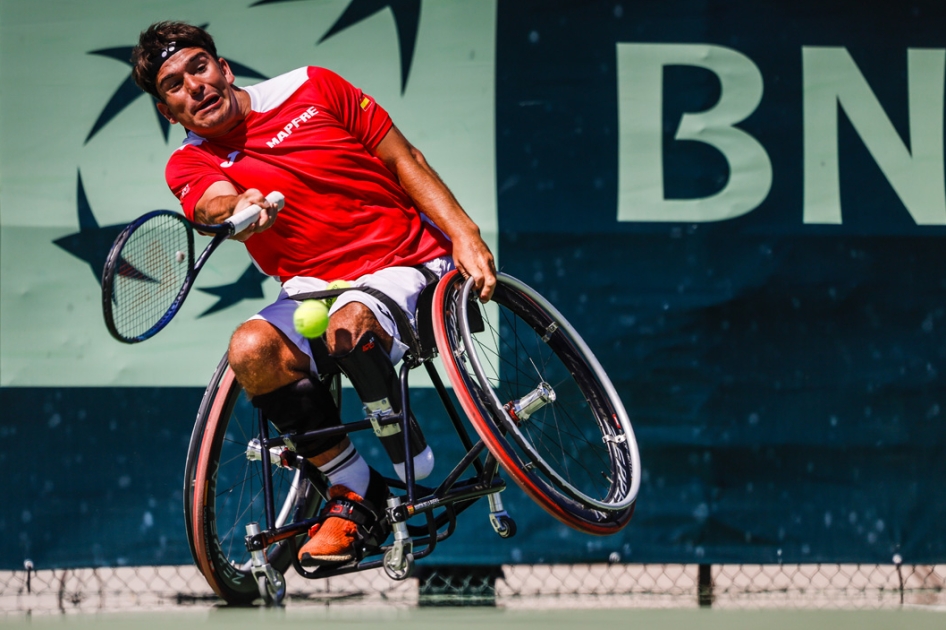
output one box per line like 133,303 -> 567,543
165,66 -> 451,281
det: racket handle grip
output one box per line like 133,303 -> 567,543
227,191 -> 285,235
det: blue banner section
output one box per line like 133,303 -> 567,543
496,0 -> 946,235
495,0 -> 946,563
1,388 -> 200,569
498,232 -> 946,563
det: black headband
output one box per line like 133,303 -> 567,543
141,35 -> 217,94
149,41 -> 180,73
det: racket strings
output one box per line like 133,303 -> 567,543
110,214 -> 191,340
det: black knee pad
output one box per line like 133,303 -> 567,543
332,332 -> 427,465
251,376 -> 344,457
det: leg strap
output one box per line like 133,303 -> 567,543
291,282 -> 429,366
315,497 -> 380,532
307,468 -> 391,554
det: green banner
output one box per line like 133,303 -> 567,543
0,0 -> 497,386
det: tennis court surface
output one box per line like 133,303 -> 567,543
2,607 -> 945,630
3,563 -> 943,628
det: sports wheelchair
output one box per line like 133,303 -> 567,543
182,270 -> 640,605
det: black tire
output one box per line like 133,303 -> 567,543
183,352 -> 329,604
432,271 -> 640,535
495,515 -> 517,539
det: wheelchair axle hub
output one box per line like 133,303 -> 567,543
506,382 -> 556,423
245,438 -> 295,469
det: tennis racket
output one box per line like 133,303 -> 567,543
101,191 -> 285,343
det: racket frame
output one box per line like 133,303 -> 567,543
102,192 -> 283,343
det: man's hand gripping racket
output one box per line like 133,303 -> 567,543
101,192 -> 285,343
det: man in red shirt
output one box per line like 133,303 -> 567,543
132,22 -> 495,567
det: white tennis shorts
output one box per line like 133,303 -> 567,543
250,256 -> 454,374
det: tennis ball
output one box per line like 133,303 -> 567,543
293,299 -> 329,339
325,279 -> 351,308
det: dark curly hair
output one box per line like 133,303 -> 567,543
131,21 -> 218,100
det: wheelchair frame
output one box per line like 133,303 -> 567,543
184,271 -> 639,605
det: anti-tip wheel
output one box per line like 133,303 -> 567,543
495,515 -> 517,539
257,574 -> 285,607
383,549 -> 415,581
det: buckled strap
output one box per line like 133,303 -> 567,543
292,288 -> 352,302
294,286 -> 424,365
314,497 -> 379,530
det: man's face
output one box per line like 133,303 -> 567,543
155,48 -> 240,137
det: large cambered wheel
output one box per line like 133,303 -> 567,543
183,353 -> 334,604
432,271 -> 640,535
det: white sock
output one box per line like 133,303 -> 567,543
315,442 -> 370,497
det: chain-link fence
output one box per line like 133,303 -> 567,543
2,563 -> 943,615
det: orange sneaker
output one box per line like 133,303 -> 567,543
299,471 -> 389,567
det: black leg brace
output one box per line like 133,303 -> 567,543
332,332 -> 427,465
251,376 -> 344,458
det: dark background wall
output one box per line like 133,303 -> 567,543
494,0 -> 946,564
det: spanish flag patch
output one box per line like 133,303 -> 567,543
360,96 -> 371,110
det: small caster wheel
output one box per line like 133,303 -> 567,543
383,549 -> 415,580
258,576 -> 273,605
496,515 -> 517,538
257,573 -> 285,606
